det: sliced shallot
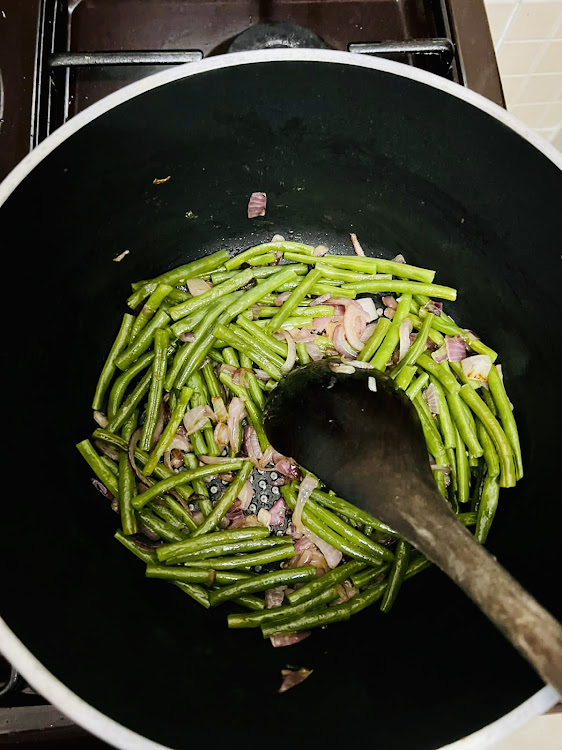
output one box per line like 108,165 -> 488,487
398,317 -> 413,360
183,405 -> 215,435
461,354 -> 492,383
305,341 -> 323,361
350,232 -> 365,256
424,382 -> 440,415
276,329 -> 297,373
292,475 -> 318,533
227,397 -> 247,452
356,297 -> 377,322
247,191 -> 266,219
313,244 -> 329,256
186,278 -> 212,296
333,323 -> 357,358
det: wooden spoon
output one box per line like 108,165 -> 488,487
262,359 -> 562,694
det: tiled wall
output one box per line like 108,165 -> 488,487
484,0 -> 562,149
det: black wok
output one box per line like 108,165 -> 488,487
0,50 -> 561,750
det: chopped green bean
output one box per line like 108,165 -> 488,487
92,313 -> 135,410
139,328 -> 169,451
487,365 -> 523,480
208,566 -> 317,606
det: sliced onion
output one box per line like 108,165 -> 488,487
274,291 -> 292,307
382,295 -> 398,310
93,410 -> 108,427
431,342 -> 448,363
219,363 -> 237,378
94,440 -> 120,462
198,455 -> 243,465
290,327 -> 317,343
356,297 -> 377,322
276,329 -> 297,374
330,362 -> 355,374
214,421 -> 230,448
265,586 -> 286,608
128,427 -> 146,483
232,368 -> 248,386
257,508 -> 271,527
271,632 -> 311,649
293,475 -> 318,533
422,300 -> 443,316
247,191 -> 266,218
350,232 -> 365,256
343,304 -> 367,351
313,244 -> 329,256
243,425 -> 262,461
303,528 -> 342,569
368,376 -> 377,392
461,354 -> 492,383
269,497 -> 288,526
91,477 -> 112,499
360,322 -> 377,343
424,382 -> 440,415
392,253 -> 406,263
310,293 -> 331,305
186,278 -> 212,296
258,444 -> 275,469
227,397 -> 247,452
305,341 -> 323,361
333,323 -> 357,358
238,480 -> 254,510
274,457 -> 302,481
398,317 -> 413,361
180,331 -> 196,342
445,335 -> 467,362
183,405 -> 215,435
212,396 -> 228,423
342,357 -> 373,369
271,233 -> 285,242
253,368 -> 270,381
383,308 -> 395,319
431,464 -> 451,474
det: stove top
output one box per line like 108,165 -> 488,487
0,0 -> 504,746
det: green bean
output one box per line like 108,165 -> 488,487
296,341 -> 311,364
214,570 -> 255,584
229,584 -> 341,628
391,312 -> 434,378
92,428 -> 194,505
130,283 -> 173,341
477,420 -> 500,478
173,311 -> 231,390
370,295 -> 412,371
224,242 -> 314,271
380,539 -> 410,613
144,386 -> 193,475
107,352 -> 154,420
261,601 -> 352,636
168,269 -> 254,321
190,460 -> 253,536
119,411 -> 138,535
312,283 -> 357,298
351,564 -> 389,590
394,364 -> 417,391
417,309 -> 498,361
131,459 -> 247,510
221,346 -> 239,367
213,323 -> 282,381
487,365 -> 523,480
170,292 -> 240,340
158,527 -> 270,563
137,249 -> 229,289
459,385 -> 516,488
145,565 -> 216,586
139,329 -> 169,451
357,317 -> 391,362
349,582 -> 388,615
444,387 -> 483,458
201,361 -> 222,399
115,309 -> 170,371
114,530 -> 157,564
236,314 -> 288,358
310,488 -> 397,536
76,439 -> 119,497
258,304 -> 334,319
136,508 -> 186,543
415,353 -> 461,394
281,485 -> 389,566
285,560 -> 365,605
412,395 -> 449,498
430,377 -> 456,449
149,500 -> 189,530
208,566 -> 317,606
225,268 -> 298,319
92,313 -> 135,410
173,581 -> 211,608
296,489 -> 394,562
170,536 -> 293,563
106,368 -> 152,434
177,544 -> 294,570
239,352 -> 266,409
316,261 -> 388,284
449,360 -> 477,389
182,453 -> 213,518
475,474 -> 500,543
100,454 -> 119,475
405,371 -> 429,400
227,324 -> 286,369
235,595 -> 266,611
458,511 -> 478,527
454,427 -> 470,505
188,371 -> 220,457
218,372 -> 268,451
246,252 -> 277,266
285,252 -> 435,283
212,264 -> 308,284
265,268 -> 323,333
342,280 -> 456,301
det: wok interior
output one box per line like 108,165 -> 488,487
1,60 -> 561,749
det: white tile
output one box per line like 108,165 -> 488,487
552,122 -> 562,147
510,101 -> 551,125
518,72 -> 562,102
496,40 -> 545,74
535,39 -> 562,72
539,99 -> 562,125
533,126 -> 558,140
501,75 -> 529,105
506,2 -> 562,40
486,3 -> 518,44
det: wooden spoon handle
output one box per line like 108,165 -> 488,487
396,489 -> 562,695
